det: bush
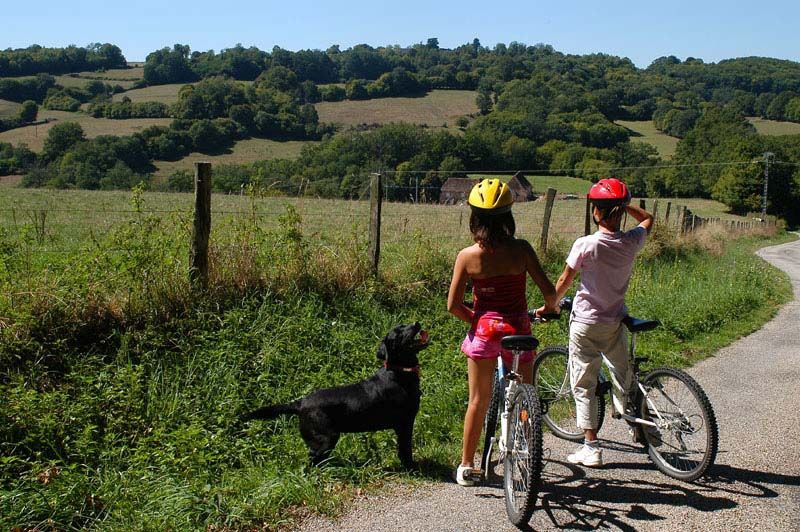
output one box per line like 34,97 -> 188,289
43,92 -> 81,112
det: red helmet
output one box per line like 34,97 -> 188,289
588,178 -> 631,210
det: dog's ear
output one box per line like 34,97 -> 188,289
377,342 -> 388,361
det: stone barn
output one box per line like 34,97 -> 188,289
507,172 -> 536,202
439,178 -> 478,204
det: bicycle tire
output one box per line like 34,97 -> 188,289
480,368 -> 503,479
533,346 -> 605,441
503,383 -> 543,527
639,367 -> 718,482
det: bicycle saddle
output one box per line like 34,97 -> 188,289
622,316 -> 660,333
501,335 -> 540,351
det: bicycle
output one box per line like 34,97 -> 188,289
533,298 -> 719,482
478,309 -> 560,527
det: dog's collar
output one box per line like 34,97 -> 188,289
384,362 -> 421,377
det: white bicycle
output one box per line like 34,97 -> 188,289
479,310 -> 560,527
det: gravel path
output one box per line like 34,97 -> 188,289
299,237 -> 800,531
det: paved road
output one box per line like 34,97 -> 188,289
300,237 -> 800,531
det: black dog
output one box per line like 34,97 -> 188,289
243,322 -> 428,468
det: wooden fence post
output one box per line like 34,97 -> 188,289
652,199 -> 659,223
190,161 -> 212,287
679,205 -> 687,233
664,201 -> 672,225
540,187 -> 557,254
584,196 -> 591,235
368,173 -> 383,275
639,198 -> 646,210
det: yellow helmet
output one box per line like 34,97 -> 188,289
468,178 -> 513,214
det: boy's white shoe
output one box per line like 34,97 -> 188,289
456,464 -> 475,486
567,444 -> 603,467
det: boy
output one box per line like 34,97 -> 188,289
541,177 -> 653,467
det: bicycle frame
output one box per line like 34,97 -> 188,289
603,330 -> 662,430
496,350 -> 524,454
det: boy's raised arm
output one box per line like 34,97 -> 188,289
626,204 -> 653,234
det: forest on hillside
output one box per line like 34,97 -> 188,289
2,41 -> 800,224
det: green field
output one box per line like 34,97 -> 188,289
0,187 -> 751,269
747,116 -> 800,135
615,120 -> 680,159
151,138 -> 313,181
315,89 -> 478,128
111,83 -> 188,104
0,109 -> 171,151
0,98 -> 20,118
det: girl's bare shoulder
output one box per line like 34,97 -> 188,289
512,238 -> 535,254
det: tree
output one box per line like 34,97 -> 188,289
17,100 -> 38,123
42,122 -> 86,162
784,97 -> 800,122
143,44 -> 196,85
100,161 -> 137,190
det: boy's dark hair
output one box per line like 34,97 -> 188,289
593,203 -> 626,224
470,211 -> 516,249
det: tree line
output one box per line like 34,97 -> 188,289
3,41 -> 800,224
0,43 -> 126,77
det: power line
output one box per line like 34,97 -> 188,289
377,160 -> 759,175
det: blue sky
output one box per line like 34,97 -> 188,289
4,0 -> 799,68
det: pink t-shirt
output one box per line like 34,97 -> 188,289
566,226 -> 647,324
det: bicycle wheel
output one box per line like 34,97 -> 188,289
533,346 -> 605,441
480,368 -> 503,478
639,368 -> 718,482
503,383 -> 543,527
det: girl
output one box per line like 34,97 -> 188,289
447,178 -> 558,486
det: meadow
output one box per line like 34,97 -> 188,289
0,185 -> 791,530
111,83 -> 190,104
0,179 -> 722,263
0,98 -> 21,118
746,116 -> 800,135
614,120 -> 680,159
150,138 -> 313,182
315,89 -> 478,129
0,109 -> 172,151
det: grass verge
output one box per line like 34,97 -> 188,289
0,203 -> 793,530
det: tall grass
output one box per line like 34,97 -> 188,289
0,190 -> 793,530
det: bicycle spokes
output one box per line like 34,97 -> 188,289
640,369 -> 718,481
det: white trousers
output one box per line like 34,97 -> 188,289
569,320 -> 632,431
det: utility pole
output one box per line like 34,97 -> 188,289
762,152 -> 774,220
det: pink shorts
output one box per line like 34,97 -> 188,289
461,311 -> 534,366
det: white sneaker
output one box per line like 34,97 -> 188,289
567,444 -> 603,467
456,464 -> 475,486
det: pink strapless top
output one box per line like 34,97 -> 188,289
472,272 -> 527,315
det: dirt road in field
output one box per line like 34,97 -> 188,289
299,236 -> 800,532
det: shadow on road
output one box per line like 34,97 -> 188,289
532,458 -> 799,530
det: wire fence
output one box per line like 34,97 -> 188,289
0,167 -> 778,280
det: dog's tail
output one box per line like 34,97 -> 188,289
242,400 -> 301,422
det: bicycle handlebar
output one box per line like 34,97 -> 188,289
528,310 -> 561,322
462,300 -> 561,323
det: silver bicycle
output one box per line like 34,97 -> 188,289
533,299 -> 718,482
